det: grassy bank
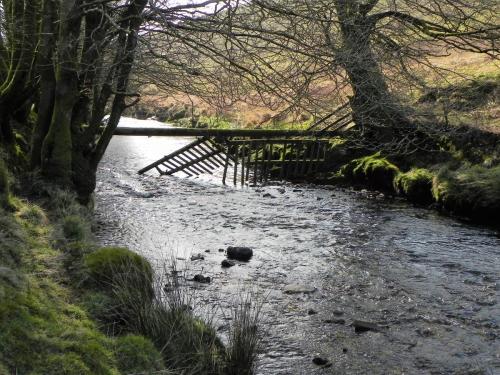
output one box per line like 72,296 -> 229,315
0,168 -> 259,374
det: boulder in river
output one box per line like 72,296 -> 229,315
283,284 -> 317,294
227,246 -> 253,261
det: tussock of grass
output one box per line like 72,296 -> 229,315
84,247 -> 153,291
432,164 -> 500,222
225,295 -> 261,375
394,168 -> 434,204
63,215 -> 90,242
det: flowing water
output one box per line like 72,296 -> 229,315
95,118 -> 500,375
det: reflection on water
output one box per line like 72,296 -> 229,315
95,119 -> 500,374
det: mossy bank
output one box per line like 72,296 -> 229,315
319,129 -> 500,227
0,180 -> 257,374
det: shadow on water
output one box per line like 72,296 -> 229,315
95,119 -> 500,374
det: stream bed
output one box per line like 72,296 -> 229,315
95,119 -> 500,374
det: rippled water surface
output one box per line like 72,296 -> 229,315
95,119 -> 500,374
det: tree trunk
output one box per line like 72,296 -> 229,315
41,0 -> 82,185
31,0 -> 56,169
335,0 -> 409,139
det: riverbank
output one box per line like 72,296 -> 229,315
314,125 -> 500,227
0,167 -> 258,374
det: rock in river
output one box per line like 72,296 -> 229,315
283,284 -> 317,294
352,320 -> 382,333
227,246 -> 253,261
221,259 -> 236,268
193,274 -> 211,284
312,357 -> 331,367
190,253 -> 205,261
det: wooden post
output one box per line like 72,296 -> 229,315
222,149 -> 230,185
241,142 -> 246,186
280,141 -> 288,180
233,145 -> 239,185
245,142 -> 252,183
300,141 -> 309,176
259,143 -> 266,183
307,142 -> 316,175
264,143 -> 273,184
294,143 -> 301,178
253,142 -> 258,186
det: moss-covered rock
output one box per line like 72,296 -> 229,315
394,168 -> 434,204
114,335 -> 164,373
432,164 -> 500,223
84,247 -> 153,289
341,152 -> 400,191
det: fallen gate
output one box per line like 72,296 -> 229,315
128,103 -> 354,185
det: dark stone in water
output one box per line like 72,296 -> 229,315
190,253 -> 205,261
312,357 -> 330,366
352,320 -> 381,333
218,248 -> 225,252
324,318 -> 346,325
263,193 -> 276,198
342,348 -> 348,353
227,246 -> 253,261
221,259 -> 236,268
308,309 -> 318,315
193,274 -> 211,284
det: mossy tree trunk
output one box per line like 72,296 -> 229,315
40,0 -> 83,186
30,0 -> 147,201
31,0 -> 57,169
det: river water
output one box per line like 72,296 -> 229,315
95,118 -> 499,375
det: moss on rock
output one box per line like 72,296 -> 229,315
432,164 -> 500,222
394,168 -> 434,204
342,152 -> 400,191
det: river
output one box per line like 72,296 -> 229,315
95,118 -> 499,375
